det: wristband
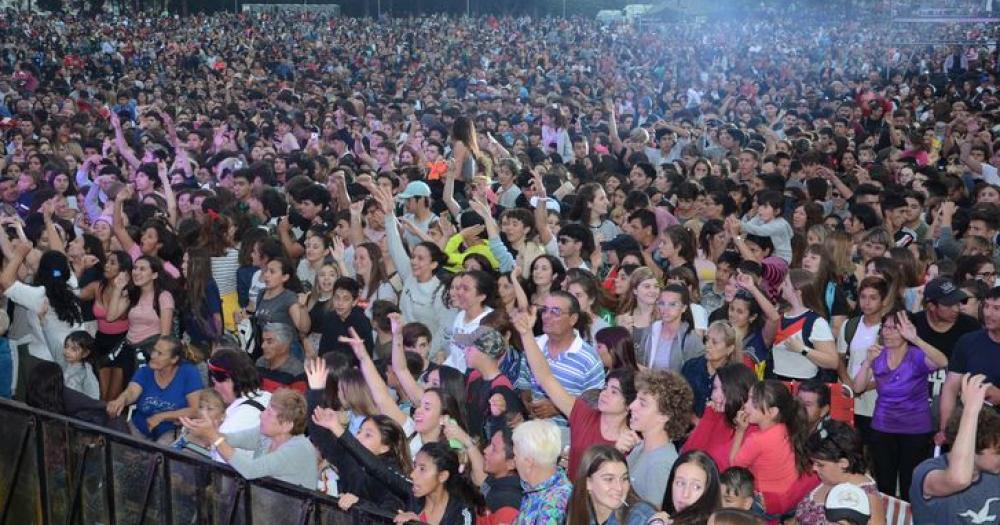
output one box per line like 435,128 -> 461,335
212,436 -> 225,449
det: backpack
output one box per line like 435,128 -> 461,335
843,316 -> 862,349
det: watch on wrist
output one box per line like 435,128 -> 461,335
800,348 -> 809,357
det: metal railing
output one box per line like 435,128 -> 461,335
0,398 -> 397,525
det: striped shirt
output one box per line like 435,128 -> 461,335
211,248 -> 240,295
530,332 -> 605,427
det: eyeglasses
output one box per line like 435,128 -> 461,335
539,306 -> 574,317
976,272 -> 996,280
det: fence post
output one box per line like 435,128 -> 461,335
0,419 -> 34,525
103,439 -> 116,525
34,416 -> 49,524
223,479 -> 245,525
137,454 -> 163,525
65,439 -> 99,525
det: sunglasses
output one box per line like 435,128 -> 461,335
539,306 -> 574,317
207,362 -> 230,383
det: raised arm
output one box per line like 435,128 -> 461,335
388,313 -> 425,406
511,308 -> 576,416
312,407 -> 413,498
104,272 -> 133,324
897,312 -> 948,370
373,186 -> 413,282
442,159 -> 463,218
532,172 -> 554,246
110,112 -> 141,169
0,240 -> 31,294
341,327 -> 408,427
111,186 -> 137,252
923,374 -> 989,497
604,100 -> 624,156
156,160 -> 178,228
41,198 -> 66,254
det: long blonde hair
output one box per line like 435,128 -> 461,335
617,266 -> 659,315
824,230 -> 854,277
707,321 -> 743,367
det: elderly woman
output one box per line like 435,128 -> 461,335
207,349 -> 272,434
181,388 -> 318,489
511,420 -> 573,524
106,336 -> 203,443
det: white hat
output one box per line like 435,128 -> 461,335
529,196 -> 560,214
824,483 -> 870,525
398,181 -> 431,199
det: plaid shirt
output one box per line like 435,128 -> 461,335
513,469 -> 571,525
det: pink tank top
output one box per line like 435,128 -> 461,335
93,285 -> 129,335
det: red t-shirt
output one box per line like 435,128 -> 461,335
733,423 -> 799,494
681,406 -> 758,472
568,398 -> 615,478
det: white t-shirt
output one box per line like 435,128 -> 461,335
220,391 -> 273,434
403,417 -> 424,460
839,318 -> 880,417
6,280 -> 86,366
980,163 -> 1000,186
772,312 -> 834,379
443,308 -> 494,372
690,303 -> 709,333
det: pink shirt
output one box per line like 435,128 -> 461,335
127,291 -> 174,344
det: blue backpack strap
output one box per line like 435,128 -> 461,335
824,281 -> 836,317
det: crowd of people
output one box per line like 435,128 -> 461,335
3,1 -> 1000,524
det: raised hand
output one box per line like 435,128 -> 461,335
896,311 -> 920,344
458,224 -> 485,243
388,312 -> 403,335
305,357 -> 328,390
441,416 -> 472,448
511,307 -> 537,335
338,327 -> 370,360
329,237 -> 346,261
960,373 -> 990,408
311,406 -> 345,436
116,184 -> 134,203
468,199 -> 490,219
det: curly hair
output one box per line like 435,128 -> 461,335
634,369 -> 694,440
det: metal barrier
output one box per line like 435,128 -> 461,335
0,398 -> 398,525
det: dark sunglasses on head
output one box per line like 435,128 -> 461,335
207,362 -> 230,383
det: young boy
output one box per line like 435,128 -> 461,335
456,326 -> 514,441
733,190 -> 793,263
173,388 -> 226,458
317,277 -> 373,358
910,373 -> 1000,524
624,369 -> 695,505
720,467 -> 757,511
